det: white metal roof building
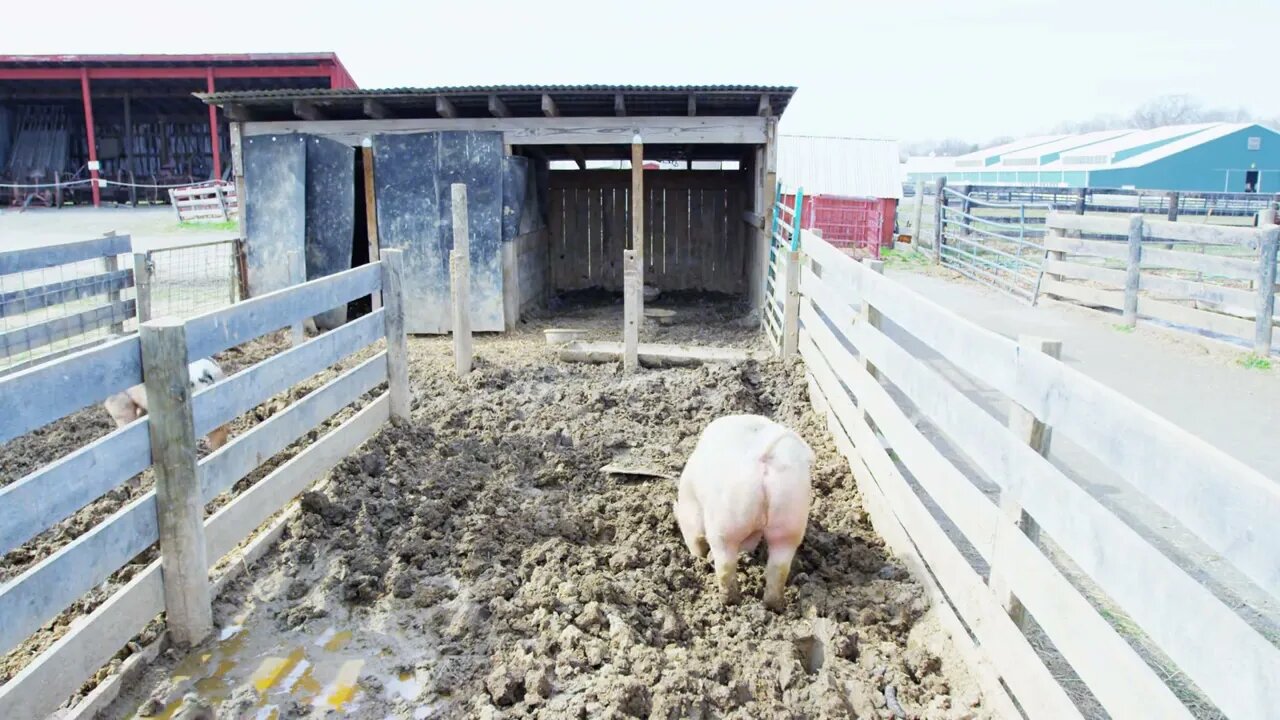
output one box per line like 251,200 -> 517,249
903,123 -> 1280,192
778,135 -> 902,199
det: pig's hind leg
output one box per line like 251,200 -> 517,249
708,536 -> 742,603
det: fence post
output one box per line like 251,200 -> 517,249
104,231 -> 125,334
959,184 -> 973,237
227,243 -> 238,305
139,317 -> 213,647
1167,191 -> 1179,222
933,177 -> 947,264
781,248 -> 802,358
214,184 -> 229,222
286,251 -> 305,346
860,258 -> 885,383
450,183 -> 473,377
1254,227 -> 1278,357
233,238 -> 250,301
912,179 -> 926,253
989,335 -> 1062,630
1123,214 -> 1144,327
379,248 -> 412,420
1074,187 -> 1087,217
132,251 -> 153,323
623,250 -> 641,371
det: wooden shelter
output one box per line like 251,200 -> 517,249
199,85 -> 795,336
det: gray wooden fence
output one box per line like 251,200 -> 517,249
797,230 -> 1279,718
0,233 -> 136,373
0,250 -> 409,719
1042,212 -> 1278,354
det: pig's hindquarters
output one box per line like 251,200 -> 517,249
759,431 -> 813,610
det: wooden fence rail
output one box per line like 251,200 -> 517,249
794,229 -> 1280,719
0,250 -> 409,719
1042,211 -> 1278,354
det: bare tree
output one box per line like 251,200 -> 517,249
1130,94 -> 1206,128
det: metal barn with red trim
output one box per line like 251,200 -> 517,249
0,53 -> 355,207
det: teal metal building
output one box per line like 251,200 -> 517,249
903,123 -> 1280,192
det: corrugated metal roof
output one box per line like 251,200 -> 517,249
1058,123 -> 1221,164
778,135 -> 902,200
951,135 -> 1067,167
1107,123 -> 1258,169
1000,129 -> 1135,163
198,84 -> 795,121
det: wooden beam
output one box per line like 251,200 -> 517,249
435,95 -> 457,119
614,93 -> 626,117
488,95 -> 511,118
361,143 -> 381,310
561,341 -> 766,367
224,103 -> 256,122
380,249 -> 411,420
567,145 -> 587,170
362,99 -> 391,119
291,100 -> 325,121
757,94 -> 773,117
688,95 -> 697,117
244,116 -> 768,146
540,94 -> 559,118
451,184 -> 473,376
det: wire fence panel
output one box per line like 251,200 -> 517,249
939,188 -> 1049,305
0,236 -> 134,373
143,239 -> 240,323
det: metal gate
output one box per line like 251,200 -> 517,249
938,186 -> 1049,304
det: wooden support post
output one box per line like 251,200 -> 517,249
133,252 -> 152,323
933,177 -> 947,264
756,119 -> 778,310
1167,191 -> 1179,222
362,140 -> 382,310
380,249 -> 411,420
1074,187 -> 1087,216
1254,227 -> 1278,356
1122,214 -> 1144,327
123,94 -> 137,207
286,251 -> 305,346
989,335 -> 1062,630
228,243 -> 238,305
912,179 -> 926,252
623,250 -> 641,372
781,249 -> 802,358
451,183 -> 473,377
138,317 -> 213,647
624,138 -> 644,372
103,232 -> 125,334
233,238 -> 249,301
860,259 -> 885,384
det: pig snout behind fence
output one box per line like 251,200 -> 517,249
674,414 -> 815,611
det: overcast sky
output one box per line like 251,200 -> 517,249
7,0 -> 1278,142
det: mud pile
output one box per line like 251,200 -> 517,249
215,343 -> 985,718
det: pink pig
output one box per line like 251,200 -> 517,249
674,414 -> 814,610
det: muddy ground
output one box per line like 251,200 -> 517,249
101,294 -> 990,719
0,328 -> 385,699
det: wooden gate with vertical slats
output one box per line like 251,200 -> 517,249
548,170 -> 747,293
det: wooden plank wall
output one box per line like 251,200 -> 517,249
549,170 -> 747,294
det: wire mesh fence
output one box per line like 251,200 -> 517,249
140,239 -> 240,322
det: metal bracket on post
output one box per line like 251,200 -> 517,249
139,317 -> 213,647
988,336 -> 1062,630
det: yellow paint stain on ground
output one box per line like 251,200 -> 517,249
322,629 -> 353,652
250,647 -> 306,695
324,659 -> 365,711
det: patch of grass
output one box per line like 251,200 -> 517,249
174,220 -> 238,232
1111,323 -> 1135,333
1237,354 -> 1272,370
881,248 -> 933,269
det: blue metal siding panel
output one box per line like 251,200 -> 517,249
1094,126 -> 1280,192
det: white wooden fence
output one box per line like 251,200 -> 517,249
0,250 -> 409,718
1043,212 -> 1279,354
168,182 -> 238,223
0,233 -> 136,373
780,230 -> 1279,718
